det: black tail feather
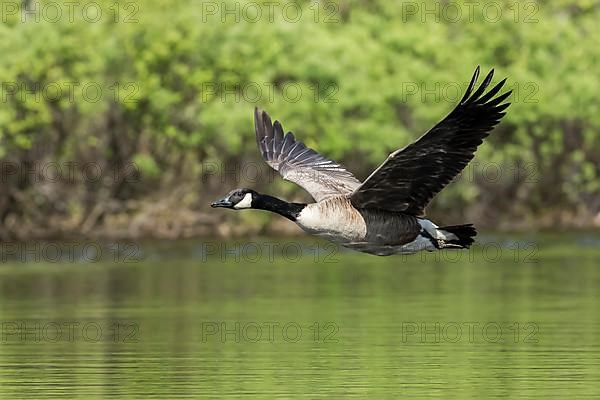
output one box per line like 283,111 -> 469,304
439,224 -> 477,248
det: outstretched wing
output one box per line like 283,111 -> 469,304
255,108 -> 361,202
350,67 -> 512,215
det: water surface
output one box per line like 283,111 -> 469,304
1,234 -> 599,398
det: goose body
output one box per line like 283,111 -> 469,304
296,198 -> 421,254
212,67 -> 511,256
296,198 -> 470,255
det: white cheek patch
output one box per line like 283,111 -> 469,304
234,193 -> 253,209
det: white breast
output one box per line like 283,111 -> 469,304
295,198 -> 367,242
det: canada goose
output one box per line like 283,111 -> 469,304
212,67 -> 511,256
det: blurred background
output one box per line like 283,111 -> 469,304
1,0 -> 600,398
1,0 -> 599,240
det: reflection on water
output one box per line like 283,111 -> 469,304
1,234 -> 599,398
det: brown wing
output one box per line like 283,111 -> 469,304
350,67 -> 512,215
255,108 -> 361,202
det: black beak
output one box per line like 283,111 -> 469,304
211,197 -> 233,208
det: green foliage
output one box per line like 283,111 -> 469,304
1,0 -> 599,232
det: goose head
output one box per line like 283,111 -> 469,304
211,188 -> 256,210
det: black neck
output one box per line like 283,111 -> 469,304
252,194 -> 305,221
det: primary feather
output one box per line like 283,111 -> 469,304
350,66 -> 512,215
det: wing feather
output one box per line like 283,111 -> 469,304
255,108 -> 361,202
350,67 -> 512,215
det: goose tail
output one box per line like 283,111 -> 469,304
438,224 -> 477,249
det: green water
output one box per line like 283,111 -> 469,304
1,234 -> 599,399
